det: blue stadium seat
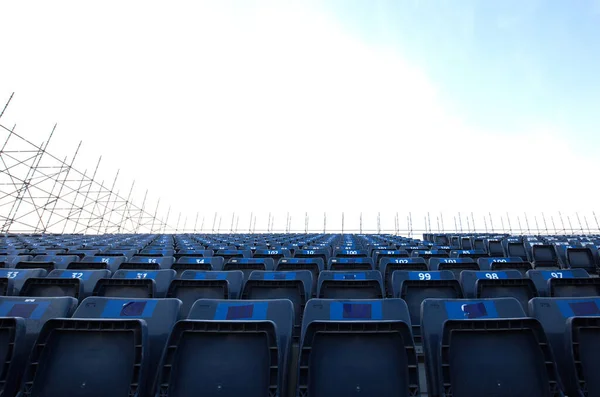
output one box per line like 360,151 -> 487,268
459,269 -> 523,298
120,255 -> 175,270
0,296 -> 77,397
0,268 -> 48,296
252,248 -> 292,263
0,255 -> 31,268
379,257 -> 428,296
64,249 -> 98,259
486,239 -> 505,256
297,299 -> 419,397
333,248 -> 369,258
564,247 -> 598,274
422,297 -> 562,397
138,248 -> 175,257
391,270 -> 460,354
449,249 -> 488,260
19,297 -> 180,397
215,249 -> 253,261
172,256 -> 224,275
14,260 -> 55,273
293,248 -> 330,264
154,299 -> 293,397
531,244 -> 560,268
429,257 -> 479,278
477,256 -> 533,275
503,239 -> 530,261
327,257 -> 375,271
317,270 -> 384,299
95,248 -> 137,260
68,255 -> 126,272
372,249 -> 409,268
410,250 -> 449,260
93,269 -> 176,298
32,254 -> 79,269
276,258 -> 324,295
20,269 -> 111,299
527,269 -> 590,296
223,258 -> 275,279
167,270 -> 244,318
471,272 -> 537,313
530,297 -> 600,397
242,270 -> 312,339
174,249 -> 214,259
548,275 -> 600,297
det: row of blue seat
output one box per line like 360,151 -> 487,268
0,295 -> 597,396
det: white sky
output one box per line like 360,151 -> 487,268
0,1 -> 598,234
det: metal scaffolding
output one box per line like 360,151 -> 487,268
0,93 -> 173,234
1,93 -> 598,236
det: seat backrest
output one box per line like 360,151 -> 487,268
73,297 -> 181,397
422,297 -> 527,397
527,269 -> 589,296
32,255 -> 79,269
95,249 -> 136,260
372,249 -> 409,268
0,296 -> 78,397
333,249 -> 368,258
530,297 -> 600,396
410,250 -> 449,259
223,258 -> 274,279
486,239 -> 505,256
245,270 -> 312,299
317,270 -> 384,299
532,244 -> 559,267
0,255 -> 30,267
505,241 -> 529,261
180,299 -> 293,397
301,298 -> 412,335
173,256 -> 224,272
327,257 -> 374,270
179,270 -> 243,293
252,249 -> 292,262
174,249 -> 214,258
391,270 -> 456,295
297,299 -> 421,397
243,270 -> 312,338
450,249 -> 488,259
478,256 -> 527,269
566,247 -> 597,273
460,269 -> 522,298
126,256 -> 174,268
38,269 -> 112,298
138,248 -> 175,257
0,295 -> 78,346
379,257 -> 428,294
71,256 -> 125,272
428,257 -> 478,279
0,268 -> 48,296
293,249 -> 330,264
15,261 -> 55,273
108,269 -> 176,297
215,249 -> 253,261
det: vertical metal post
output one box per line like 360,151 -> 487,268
75,156 -> 101,234
117,180 -> 134,234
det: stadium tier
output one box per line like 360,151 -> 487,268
0,232 -> 599,397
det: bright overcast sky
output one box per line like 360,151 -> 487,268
1,0 -> 599,233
